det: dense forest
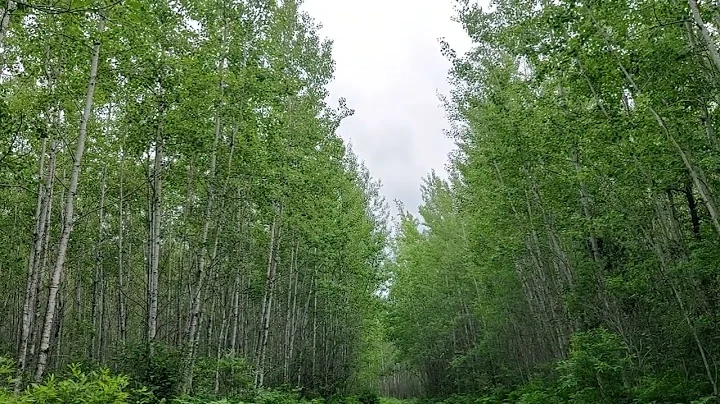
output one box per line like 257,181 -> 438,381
4,0 -> 720,403
0,0 -> 388,400
388,0 -> 720,402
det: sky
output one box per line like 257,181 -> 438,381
300,0 -> 474,217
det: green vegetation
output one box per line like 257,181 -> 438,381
0,0 -> 386,400
386,0 -> 720,402
4,0 -> 720,403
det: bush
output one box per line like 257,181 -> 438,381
117,342 -> 182,400
190,354 -> 253,398
556,328 -> 634,403
356,389 -> 379,404
15,364 -> 132,404
0,357 -> 16,394
255,389 -> 303,404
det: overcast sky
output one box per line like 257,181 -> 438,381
301,0 -> 474,217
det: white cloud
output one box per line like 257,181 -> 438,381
301,0 -> 474,216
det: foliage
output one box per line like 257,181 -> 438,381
190,354 -> 253,399
117,343 -> 183,400
0,0 -> 387,398
385,0 -> 720,402
356,389 -> 379,404
5,365 -> 137,404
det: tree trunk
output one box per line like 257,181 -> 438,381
685,181 -> 702,239
283,240 -> 298,383
182,114 -> 222,394
117,146 -> 127,346
34,17 -> 104,383
0,0 -> 14,67
647,231 -> 718,396
147,123 -> 162,355
31,159 -> 58,361
16,137 -> 51,389
688,0 -> 720,74
255,210 -> 282,389
214,289 -> 229,395
91,166 -> 107,362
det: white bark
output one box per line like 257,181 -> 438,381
0,0 -> 14,68
255,211 -> 281,389
688,0 -> 720,74
35,17 -> 104,382
117,145 -> 127,346
182,102 -> 222,393
147,129 -> 162,352
16,137 -> 48,388
31,148 -> 58,360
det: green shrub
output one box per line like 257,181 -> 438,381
0,357 -> 16,394
171,397 -> 233,404
118,342 -> 182,400
190,354 -> 253,398
17,364 -> 131,403
255,389 -> 303,404
356,389 -> 379,404
556,328 -> 634,403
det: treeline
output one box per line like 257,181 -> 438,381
388,0 -> 720,402
0,0 -> 387,399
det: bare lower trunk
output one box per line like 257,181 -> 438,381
117,147 -> 127,346
91,166 -> 107,362
312,276 -> 318,382
230,270 -> 241,355
35,17 -> 104,383
214,292 -> 229,395
283,241 -> 298,383
147,131 -> 162,354
255,211 -> 282,389
287,250 -> 299,381
182,116 -> 222,394
31,160 -> 58,360
16,138 -> 50,389
648,233 -> 717,396
229,190 -> 243,356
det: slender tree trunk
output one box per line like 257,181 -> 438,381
283,240 -> 298,383
214,289 -> 229,395
34,17 -> 104,382
688,0 -> 720,74
16,137 -> 49,389
648,232 -> 717,396
147,123 -> 163,355
285,241 -> 300,384
182,115 -> 222,394
181,16 -> 228,388
230,268 -> 241,355
91,166 -> 107,362
255,210 -> 282,389
0,0 -> 14,68
312,275 -> 318,383
117,147 -> 127,346
31,158 -> 58,360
